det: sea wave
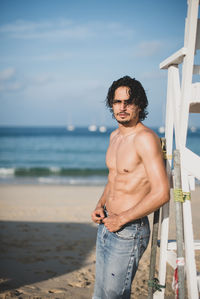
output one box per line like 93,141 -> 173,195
0,168 -> 15,176
0,167 -> 108,177
37,176 -> 107,186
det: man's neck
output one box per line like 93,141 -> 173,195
118,120 -> 141,136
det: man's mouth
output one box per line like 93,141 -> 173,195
118,113 -> 129,117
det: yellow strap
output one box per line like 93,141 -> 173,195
182,192 -> 191,201
163,152 -> 172,160
162,150 -> 167,160
173,188 -> 184,202
159,138 -> 172,160
166,154 -> 172,160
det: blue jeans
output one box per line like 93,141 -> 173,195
93,216 -> 150,299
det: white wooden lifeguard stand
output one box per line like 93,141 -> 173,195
154,0 -> 200,298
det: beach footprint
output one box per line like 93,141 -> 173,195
48,288 -> 67,294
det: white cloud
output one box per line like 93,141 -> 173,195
21,72 -> 105,104
0,81 -> 22,92
34,51 -> 74,61
0,67 -> 23,92
0,67 -> 15,81
0,19 -> 92,40
31,73 -> 54,85
0,19 -> 134,41
133,41 -> 163,57
0,20 -> 49,34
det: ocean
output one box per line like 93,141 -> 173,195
0,126 -> 199,186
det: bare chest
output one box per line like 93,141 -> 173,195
106,135 -> 141,174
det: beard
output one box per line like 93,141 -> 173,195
113,112 -> 132,125
116,119 -> 131,125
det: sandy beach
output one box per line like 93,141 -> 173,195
0,184 -> 199,299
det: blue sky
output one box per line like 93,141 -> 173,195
0,0 -> 198,127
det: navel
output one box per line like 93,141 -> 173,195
123,169 -> 129,173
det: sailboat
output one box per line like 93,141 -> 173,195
99,126 -> 107,133
158,126 -> 165,134
66,125 -> 75,131
190,126 -> 197,133
88,124 -> 97,132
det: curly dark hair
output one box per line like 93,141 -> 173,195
106,76 -> 148,121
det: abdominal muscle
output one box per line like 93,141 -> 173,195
105,127 -> 151,216
105,171 -> 150,216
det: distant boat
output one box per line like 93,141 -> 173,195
66,125 -> 75,131
99,126 -> 107,133
190,126 -> 197,133
88,125 -> 97,132
158,126 -> 165,134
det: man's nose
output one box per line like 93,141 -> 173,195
120,101 -> 126,110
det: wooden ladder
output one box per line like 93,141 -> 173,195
148,1 -> 200,298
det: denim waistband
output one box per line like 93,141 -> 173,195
103,206 -> 146,225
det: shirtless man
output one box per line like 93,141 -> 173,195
91,76 -> 170,299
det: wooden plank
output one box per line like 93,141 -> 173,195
148,139 -> 166,298
159,47 -> 187,70
189,83 -> 200,113
181,170 -> 199,299
182,147 -> 200,180
154,68 -> 174,299
195,19 -> 200,50
173,150 -> 185,299
193,65 -> 200,74
189,102 -> 200,112
179,0 -> 199,147
191,82 -> 200,102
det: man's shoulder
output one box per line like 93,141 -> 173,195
110,128 -> 119,140
134,125 -> 160,148
136,125 -> 158,139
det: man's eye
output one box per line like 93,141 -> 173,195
126,99 -> 133,105
113,99 -> 133,105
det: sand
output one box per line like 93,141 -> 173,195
0,184 -> 199,299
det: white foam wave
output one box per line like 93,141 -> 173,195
37,176 -> 106,186
0,168 -> 15,176
49,167 -> 60,173
38,177 -> 56,184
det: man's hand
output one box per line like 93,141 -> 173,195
91,207 -> 105,224
103,214 -> 122,232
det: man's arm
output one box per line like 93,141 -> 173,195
103,131 -> 170,232
92,129 -> 117,224
91,182 -> 109,224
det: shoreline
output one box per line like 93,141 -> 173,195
0,184 -> 199,298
